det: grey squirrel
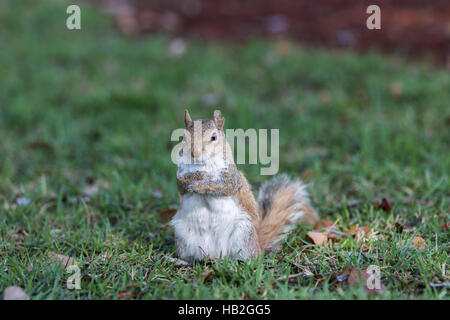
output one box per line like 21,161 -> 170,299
171,110 -> 319,262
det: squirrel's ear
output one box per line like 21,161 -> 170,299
213,110 -> 224,130
184,109 -> 192,127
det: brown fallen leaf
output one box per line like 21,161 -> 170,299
346,226 -> 359,234
3,286 -> 30,300
411,236 -> 428,250
355,226 -> 371,243
373,197 -> 393,212
314,219 -> 344,241
380,197 -> 393,212
398,236 -> 428,250
347,267 -> 386,295
314,219 -> 334,230
49,252 -> 76,269
307,231 -> 328,246
158,207 -> 177,220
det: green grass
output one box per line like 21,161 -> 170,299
0,0 -> 448,299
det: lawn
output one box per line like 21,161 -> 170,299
0,0 -> 448,299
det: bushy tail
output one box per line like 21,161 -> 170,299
256,174 -> 319,250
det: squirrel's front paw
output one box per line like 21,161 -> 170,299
187,179 -> 210,194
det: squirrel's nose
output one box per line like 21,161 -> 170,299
191,149 -> 201,159
190,144 -> 202,162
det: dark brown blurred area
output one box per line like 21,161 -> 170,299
90,0 -> 450,65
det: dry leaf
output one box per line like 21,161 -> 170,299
380,197 -> 393,212
347,267 -> 386,295
307,231 -> 328,246
314,219 -> 344,241
373,197 -> 393,212
411,236 -> 428,250
346,226 -> 359,234
49,252 -> 76,269
158,207 -> 177,220
312,219 -> 345,242
399,236 -> 428,250
3,286 -> 30,300
314,219 -> 334,230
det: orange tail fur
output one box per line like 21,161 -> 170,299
256,174 -> 319,250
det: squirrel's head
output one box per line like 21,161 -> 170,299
179,109 -> 232,168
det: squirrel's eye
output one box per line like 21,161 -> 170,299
211,133 -> 217,141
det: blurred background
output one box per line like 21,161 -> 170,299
94,0 -> 450,66
0,0 -> 448,207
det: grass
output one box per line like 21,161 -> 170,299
0,0 -> 449,300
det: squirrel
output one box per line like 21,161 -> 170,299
170,110 -> 319,262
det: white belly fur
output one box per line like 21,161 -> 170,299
171,193 -> 254,261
